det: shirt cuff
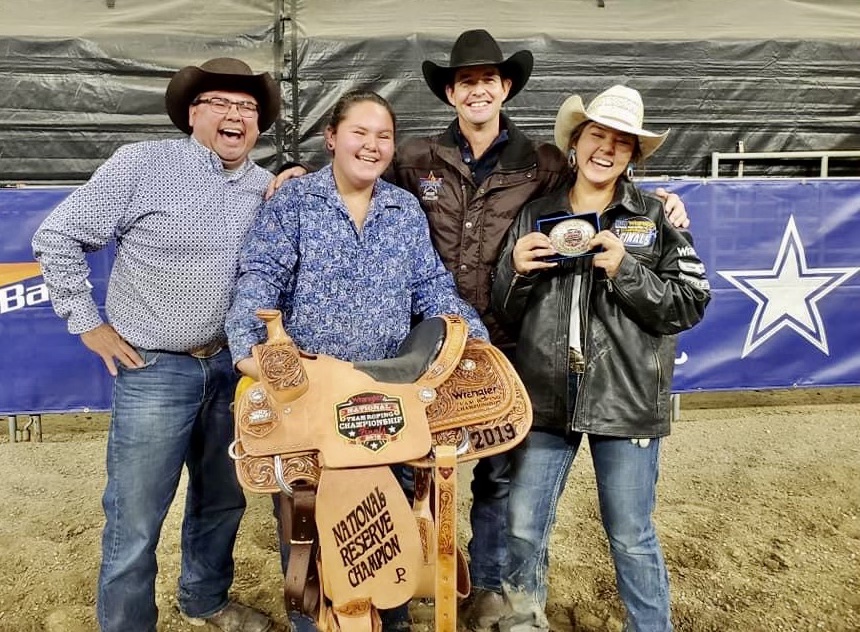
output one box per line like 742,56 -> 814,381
65,299 -> 104,335
228,340 -> 254,368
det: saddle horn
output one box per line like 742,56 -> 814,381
253,309 -> 310,403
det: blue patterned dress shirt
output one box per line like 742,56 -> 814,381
226,165 -> 488,363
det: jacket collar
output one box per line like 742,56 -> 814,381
606,178 -> 646,215
537,177 -> 645,220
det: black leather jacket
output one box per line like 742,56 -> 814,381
491,180 -> 711,438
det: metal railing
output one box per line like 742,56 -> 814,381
711,149 -> 860,178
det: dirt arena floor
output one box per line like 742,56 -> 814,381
1,388 -> 858,632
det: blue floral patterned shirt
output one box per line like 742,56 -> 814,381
226,165 -> 488,363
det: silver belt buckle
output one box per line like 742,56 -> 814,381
568,348 -> 585,374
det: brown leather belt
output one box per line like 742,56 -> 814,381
569,348 -> 585,374
188,341 -> 225,359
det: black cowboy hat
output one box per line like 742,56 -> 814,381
165,57 -> 280,134
421,29 -> 534,106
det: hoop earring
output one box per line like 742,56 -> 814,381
626,163 -> 635,179
567,148 -> 577,170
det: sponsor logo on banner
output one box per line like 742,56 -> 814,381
718,216 -> 860,358
0,262 -> 50,315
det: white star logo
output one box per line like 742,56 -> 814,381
718,216 -> 859,358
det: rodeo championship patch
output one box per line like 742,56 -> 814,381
613,216 -> 657,248
418,171 -> 443,202
336,392 -> 405,452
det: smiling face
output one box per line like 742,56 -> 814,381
573,122 -> 638,189
326,99 -> 395,192
188,90 -> 260,169
445,65 -> 512,130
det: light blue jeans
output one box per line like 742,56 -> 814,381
501,425 -> 672,631
97,347 -> 245,632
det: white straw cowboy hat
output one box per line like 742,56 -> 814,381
165,57 -> 280,134
553,84 -> 669,159
422,29 -> 534,105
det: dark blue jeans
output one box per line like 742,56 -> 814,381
468,345 -> 515,594
97,348 -> 245,632
467,453 -> 511,593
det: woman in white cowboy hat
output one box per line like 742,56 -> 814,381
490,85 -> 711,632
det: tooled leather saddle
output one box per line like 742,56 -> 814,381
230,309 -> 532,632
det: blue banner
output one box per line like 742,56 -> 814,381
0,187 -> 114,413
642,179 -> 860,392
1,179 -> 859,413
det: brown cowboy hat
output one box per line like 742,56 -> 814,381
165,57 -> 280,134
422,29 -> 533,106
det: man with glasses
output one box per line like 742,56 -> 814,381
33,58 -> 278,632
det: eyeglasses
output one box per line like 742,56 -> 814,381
193,97 -> 259,118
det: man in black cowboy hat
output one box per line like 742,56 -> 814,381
391,30 -> 690,631
390,29 -> 569,631
33,58 -> 279,632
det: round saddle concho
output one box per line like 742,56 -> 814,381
548,218 -> 596,256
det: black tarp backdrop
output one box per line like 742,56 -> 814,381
1,0 -> 859,183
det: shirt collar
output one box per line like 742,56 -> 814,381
452,119 -> 510,166
309,165 -> 402,222
186,136 -> 253,180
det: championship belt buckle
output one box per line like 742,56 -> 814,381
535,211 -> 601,262
549,218 -> 597,257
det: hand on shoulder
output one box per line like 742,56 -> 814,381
654,187 -> 690,229
265,164 -> 309,200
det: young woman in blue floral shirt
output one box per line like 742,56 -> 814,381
225,89 -> 488,632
